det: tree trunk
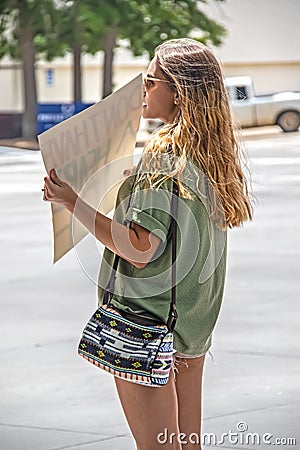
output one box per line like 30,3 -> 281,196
102,29 -> 117,99
19,25 -> 37,139
73,42 -> 82,103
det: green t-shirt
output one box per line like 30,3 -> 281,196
98,167 -> 227,355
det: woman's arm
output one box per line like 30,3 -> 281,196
43,169 -> 161,268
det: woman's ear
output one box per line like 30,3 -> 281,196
174,93 -> 180,106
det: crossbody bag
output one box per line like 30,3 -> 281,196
78,179 -> 178,387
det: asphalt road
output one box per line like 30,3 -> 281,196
0,130 -> 299,450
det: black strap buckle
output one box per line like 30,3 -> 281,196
167,308 -> 178,333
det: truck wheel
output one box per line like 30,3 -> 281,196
277,110 -> 300,132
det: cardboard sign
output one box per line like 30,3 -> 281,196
39,74 -> 143,262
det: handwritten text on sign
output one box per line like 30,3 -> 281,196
39,75 -> 143,263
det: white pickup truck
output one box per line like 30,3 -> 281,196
226,76 -> 300,132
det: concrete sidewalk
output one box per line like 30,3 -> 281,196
0,132 -> 299,450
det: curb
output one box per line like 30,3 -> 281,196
0,138 -> 39,151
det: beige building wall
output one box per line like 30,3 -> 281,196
203,0 -> 300,93
0,52 -> 147,111
0,60 -> 22,111
223,62 -> 300,94
36,51 -> 148,104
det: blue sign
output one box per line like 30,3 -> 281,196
37,102 -> 93,135
45,69 -> 54,86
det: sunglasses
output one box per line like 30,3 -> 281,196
143,75 -> 174,90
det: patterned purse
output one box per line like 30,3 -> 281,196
78,181 -> 178,387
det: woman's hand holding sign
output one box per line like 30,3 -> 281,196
43,169 -> 78,213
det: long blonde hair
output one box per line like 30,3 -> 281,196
143,38 -> 253,229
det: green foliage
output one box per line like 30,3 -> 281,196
116,0 -> 226,57
0,0 -> 61,60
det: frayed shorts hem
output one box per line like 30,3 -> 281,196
173,350 -> 207,359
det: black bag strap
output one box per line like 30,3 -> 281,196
167,180 -> 179,332
102,185 -> 133,306
103,178 -> 178,333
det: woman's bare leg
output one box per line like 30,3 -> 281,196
115,369 -> 182,450
174,354 -> 206,450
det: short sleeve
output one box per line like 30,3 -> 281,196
123,177 -> 173,243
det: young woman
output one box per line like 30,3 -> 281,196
43,38 -> 252,450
